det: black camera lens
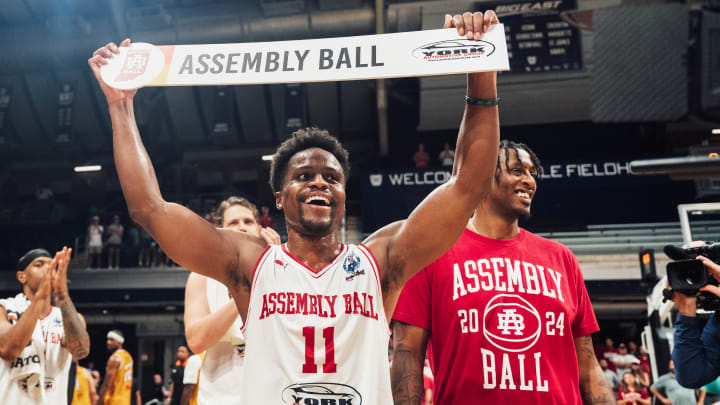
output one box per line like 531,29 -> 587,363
686,266 -> 705,286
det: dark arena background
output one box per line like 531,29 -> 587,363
0,0 -> 719,402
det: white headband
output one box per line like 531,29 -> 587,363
107,331 -> 124,344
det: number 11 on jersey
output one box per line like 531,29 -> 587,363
302,326 -> 337,374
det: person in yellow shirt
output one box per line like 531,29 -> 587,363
99,330 -> 134,405
73,363 -> 99,405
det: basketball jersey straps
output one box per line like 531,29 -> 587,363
241,244 -> 392,404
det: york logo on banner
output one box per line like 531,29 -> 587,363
412,39 -> 495,60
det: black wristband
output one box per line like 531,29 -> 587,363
465,95 -> 500,107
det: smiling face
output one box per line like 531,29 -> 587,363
489,148 -> 538,220
276,147 -> 346,237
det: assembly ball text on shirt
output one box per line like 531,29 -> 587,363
452,257 -> 572,394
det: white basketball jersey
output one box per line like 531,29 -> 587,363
197,276 -> 245,405
242,244 -> 391,405
0,304 -> 72,405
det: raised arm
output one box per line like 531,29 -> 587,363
0,255 -> 55,361
184,273 -> 241,353
52,247 -> 90,360
365,11 -> 500,292
390,321 -> 430,405
87,41 -> 265,287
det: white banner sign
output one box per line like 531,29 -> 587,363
101,26 -> 509,89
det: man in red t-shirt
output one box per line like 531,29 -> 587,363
391,141 -> 614,404
413,144 -> 430,167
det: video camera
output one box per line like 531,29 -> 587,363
663,242 -> 720,311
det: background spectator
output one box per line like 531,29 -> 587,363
628,340 -> 640,357
600,358 -> 620,397
649,360 -> 698,405
168,345 -> 190,405
127,221 -> 140,266
638,346 -> 652,376
610,343 -> 640,378
88,216 -> 103,268
632,362 -> 651,388
438,142 -> 455,166
151,373 -> 166,403
138,226 -> 153,267
259,206 -> 274,228
413,143 -> 430,167
699,376 -> 720,405
618,371 -> 651,405
599,337 -> 618,365
106,215 -> 124,269
131,377 -> 141,405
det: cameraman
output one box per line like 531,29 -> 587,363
672,254 -> 720,388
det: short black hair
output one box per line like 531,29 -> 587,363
497,139 -> 543,180
269,127 -> 350,193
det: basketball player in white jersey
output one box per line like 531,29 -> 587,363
0,247 -> 90,404
89,10 -> 500,403
184,196 -> 280,405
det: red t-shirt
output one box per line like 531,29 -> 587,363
393,228 -> 599,404
617,388 -> 649,404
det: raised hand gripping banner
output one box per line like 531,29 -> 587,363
100,26 -> 509,89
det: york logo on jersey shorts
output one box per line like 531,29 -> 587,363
483,294 -> 541,352
282,383 -> 362,405
343,252 -> 365,281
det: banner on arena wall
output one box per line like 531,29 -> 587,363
100,26 -> 509,89
360,162 -> 696,232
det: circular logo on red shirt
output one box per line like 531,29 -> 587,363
483,294 -> 541,352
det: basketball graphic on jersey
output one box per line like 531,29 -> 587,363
281,382 -> 361,405
482,294 -> 541,352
